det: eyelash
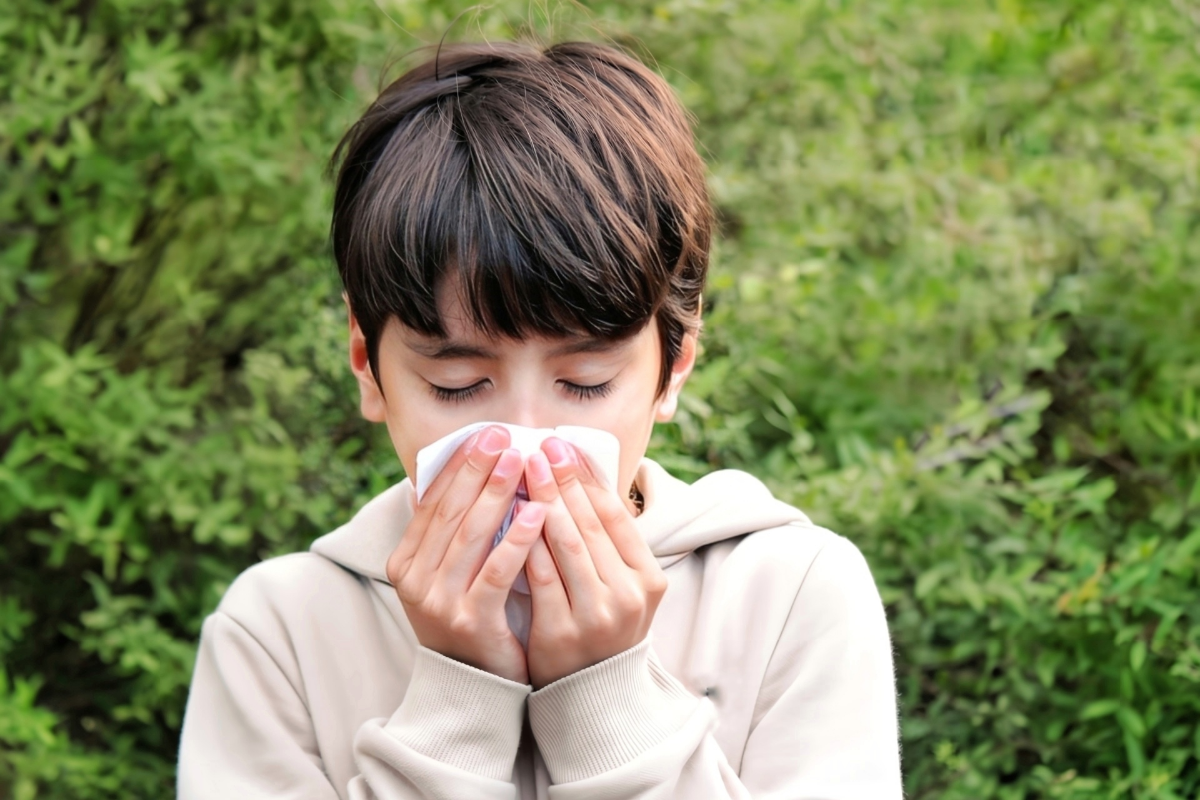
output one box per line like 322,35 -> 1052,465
428,379 -> 615,403
562,379 -> 615,401
429,381 -> 487,404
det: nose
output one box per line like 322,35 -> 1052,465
493,390 -> 550,431
489,371 -> 568,430
502,406 -> 546,430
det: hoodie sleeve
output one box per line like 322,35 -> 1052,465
178,609 -> 529,800
526,534 -> 902,799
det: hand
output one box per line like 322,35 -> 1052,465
386,425 -> 546,684
522,437 -> 668,689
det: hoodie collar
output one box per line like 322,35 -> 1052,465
310,458 -> 811,583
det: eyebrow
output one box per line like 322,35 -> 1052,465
407,341 -> 495,360
548,337 -> 632,357
407,336 -> 631,360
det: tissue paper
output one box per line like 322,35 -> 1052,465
414,422 -> 621,594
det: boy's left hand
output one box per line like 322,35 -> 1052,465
522,437 -> 668,689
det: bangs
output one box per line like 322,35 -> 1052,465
330,41 -> 711,387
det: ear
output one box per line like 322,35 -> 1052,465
345,295 -> 387,423
654,329 -> 699,423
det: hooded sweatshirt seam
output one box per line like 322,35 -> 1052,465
213,609 -> 313,718
745,535 -> 834,741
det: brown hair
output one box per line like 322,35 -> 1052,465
328,40 -> 712,394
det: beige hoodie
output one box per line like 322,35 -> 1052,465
177,459 -> 901,798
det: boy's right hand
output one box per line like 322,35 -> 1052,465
385,425 -> 545,685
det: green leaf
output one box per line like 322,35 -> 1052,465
1117,706 -> 1146,739
1130,640 -> 1147,672
1080,699 -> 1121,720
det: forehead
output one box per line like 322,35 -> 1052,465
433,279 -> 484,338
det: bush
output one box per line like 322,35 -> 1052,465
2,1 -> 1197,797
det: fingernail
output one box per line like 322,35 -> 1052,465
477,426 -> 507,455
527,451 -> 552,483
494,448 -> 522,478
543,437 -> 572,468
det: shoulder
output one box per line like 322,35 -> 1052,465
711,521 -> 876,603
790,529 -> 882,608
695,521 -> 888,667
736,524 -> 890,670
725,520 -> 839,572
216,552 -> 371,635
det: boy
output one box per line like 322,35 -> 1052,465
178,40 -> 901,798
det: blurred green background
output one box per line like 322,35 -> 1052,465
3,0 -> 1199,797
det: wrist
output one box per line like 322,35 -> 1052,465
528,638 -> 698,783
385,646 -> 532,780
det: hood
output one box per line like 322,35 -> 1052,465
310,459 -> 811,583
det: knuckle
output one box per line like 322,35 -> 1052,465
505,516 -> 540,543
550,461 -> 580,488
560,535 -> 586,558
582,606 -> 616,634
395,575 -> 424,605
528,563 -> 559,588
595,501 -> 626,530
484,467 -> 511,492
431,501 -> 461,531
464,447 -> 495,475
577,517 -> 606,541
459,520 -> 492,548
446,612 -> 478,639
385,553 -> 406,587
612,587 -> 643,617
479,560 -> 509,589
644,569 -> 669,596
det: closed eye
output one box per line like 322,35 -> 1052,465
560,380 -> 614,401
428,380 -> 488,403
427,379 -> 614,403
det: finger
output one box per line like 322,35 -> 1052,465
526,533 -> 572,622
540,438 -> 633,581
525,450 -> 602,604
581,475 -> 659,574
390,429 -> 484,570
416,428 -> 484,509
467,501 -> 546,608
409,425 -> 511,578
439,448 -> 525,593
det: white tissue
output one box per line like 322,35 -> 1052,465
413,422 -> 621,595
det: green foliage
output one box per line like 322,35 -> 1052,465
2,0 -> 1197,796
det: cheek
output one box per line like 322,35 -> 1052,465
380,404 -> 420,480
605,346 -> 669,492
603,385 -> 659,496
377,373 -> 462,480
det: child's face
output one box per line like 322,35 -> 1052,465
347,285 -> 696,502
